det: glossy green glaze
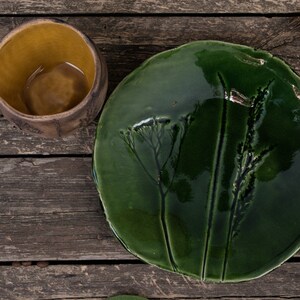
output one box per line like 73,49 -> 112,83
93,41 -> 300,282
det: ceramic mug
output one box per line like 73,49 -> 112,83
0,19 -> 108,138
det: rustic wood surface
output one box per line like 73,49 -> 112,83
0,17 -> 299,72
0,0 -> 299,14
0,156 -> 299,262
0,117 -> 95,155
0,263 -> 299,299
0,1 -> 299,299
0,157 -> 133,261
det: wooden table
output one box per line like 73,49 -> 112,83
0,1 -> 299,299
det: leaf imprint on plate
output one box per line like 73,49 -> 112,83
120,114 -> 193,271
222,80 -> 275,280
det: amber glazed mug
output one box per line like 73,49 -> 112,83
0,19 -> 108,137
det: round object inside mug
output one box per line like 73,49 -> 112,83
0,19 -> 108,137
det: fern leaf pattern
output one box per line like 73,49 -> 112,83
222,82 -> 274,280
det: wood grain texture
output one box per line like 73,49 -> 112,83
0,5 -> 298,299
0,16 -> 299,155
0,117 -> 95,155
0,157 -> 133,261
0,0 -> 299,14
0,157 -> 299,261
41,298 -> 300,300
1,16 -> 299,54
0,263 -> 299,299
0,16 -> 300,85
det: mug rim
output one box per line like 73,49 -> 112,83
0,18 -> 102,121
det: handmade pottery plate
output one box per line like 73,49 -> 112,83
93,41 -> 300,282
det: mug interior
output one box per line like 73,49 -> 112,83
0,20 -> 96,115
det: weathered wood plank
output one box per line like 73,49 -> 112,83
0,211 -> 134,261
0,263 -> 299,299
39,298 -> 300,300
0,157 -> 133,261
1,16 -> 299,89
0,16 -> 299,155
36,298 -> 300,300
1,16 -> 299,52
0,117 -> 96,155
0,17 -> 299,73
0,0 -> 299,14
39,299 -> 300,300
0,157 -> 299,260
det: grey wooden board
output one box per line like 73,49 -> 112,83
0,157 -> 299,261
0,157 -> 133,261
0,117 -> 95,155
17,299 -> 300,300
0,17 -> 299,88
0,263 -> 299,299
1,16 -> 299,54
0,16 -> 299,155
0,0 -> 299,14
0,17 -> 299,89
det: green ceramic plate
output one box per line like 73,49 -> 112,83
93,41 -> 300,282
